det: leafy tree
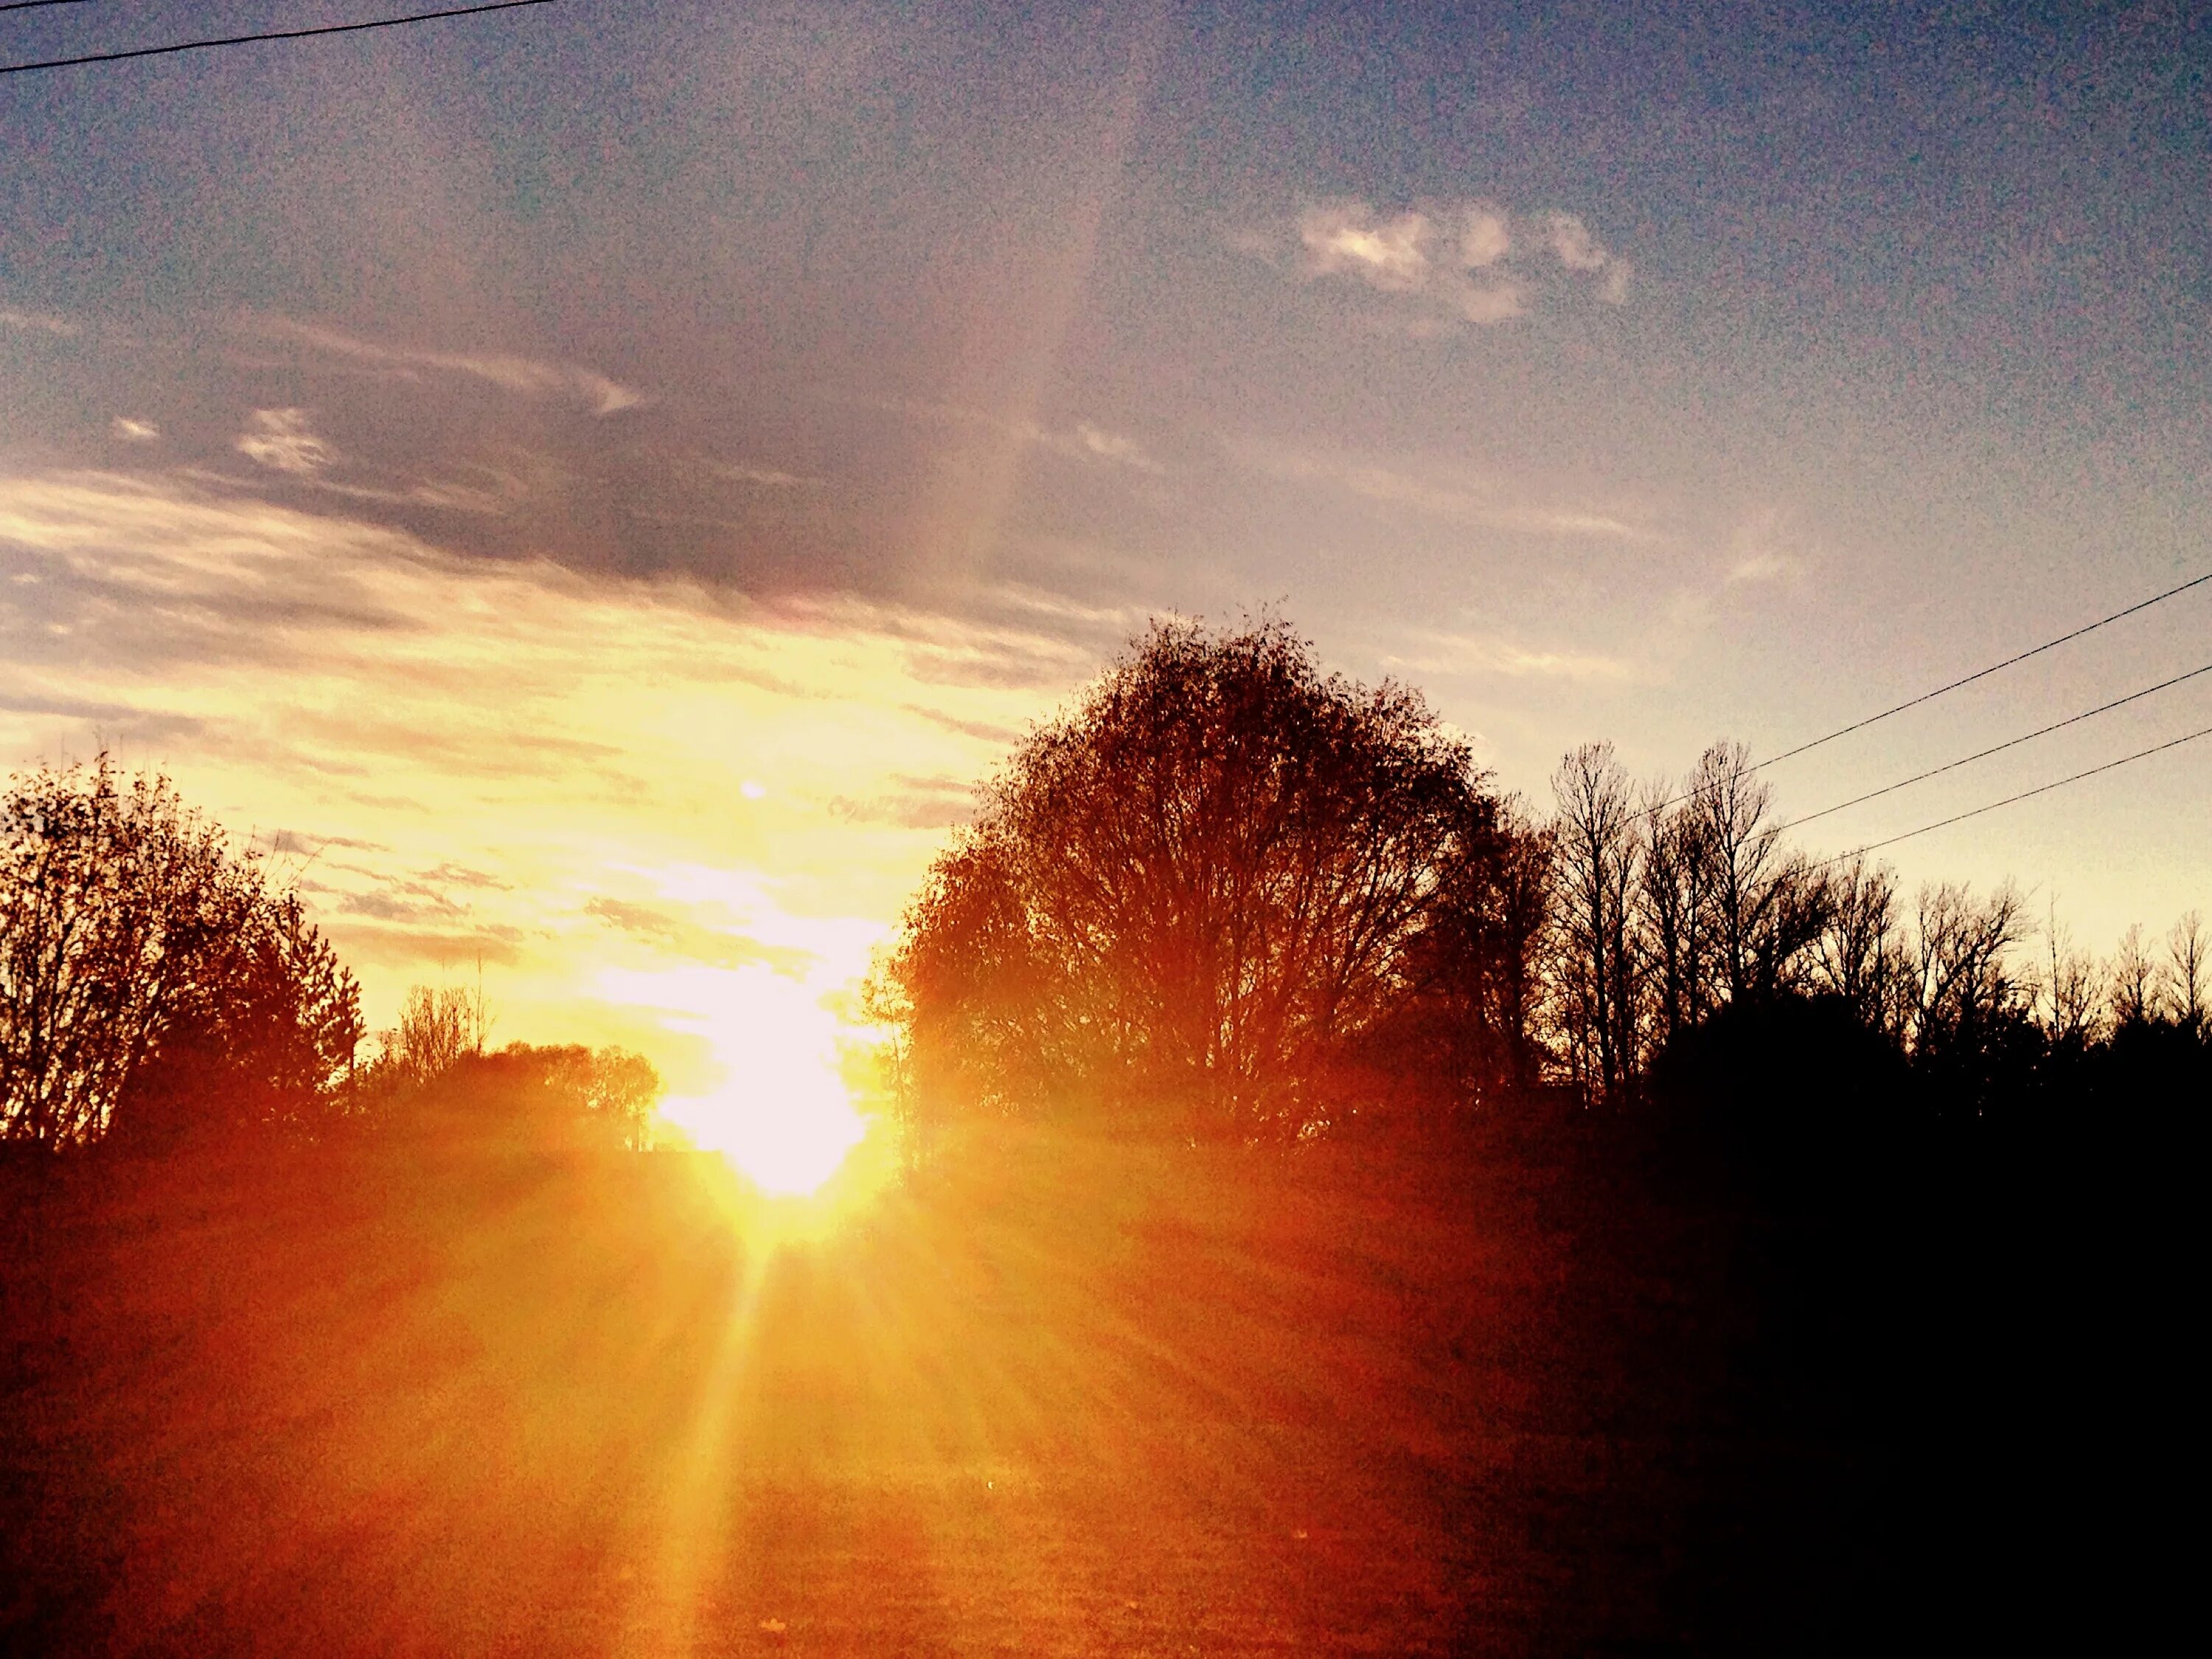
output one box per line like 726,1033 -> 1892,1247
877,619 -> 1536,1144
0,755 -> 362,1149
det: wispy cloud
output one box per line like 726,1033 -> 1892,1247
1253,197 -> 1632,327
0,469 -> 1105,1094
1381,627 -> 1631,682
689,456 -> 827,490
0,307 -> 78,338
1230,441 -> 1662,543
1721,507 -> 1814,586
111,417 -> 160,443
854,394 -> 1166,476
263,319 -> 645,417
236,408 -> 335,477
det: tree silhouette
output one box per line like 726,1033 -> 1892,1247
1,755 -> 361,1149
877,619 -> 1537,1144
1547,742 -> 1641,1102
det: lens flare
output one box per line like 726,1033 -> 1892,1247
599,961 -> 871,1198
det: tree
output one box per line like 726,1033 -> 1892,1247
1811,856 -> 1907,1038
1547,742 -> 1641,1102
876,618 -> 1532,1144
2166,911 -> 2207,1038
0,755 -> 363,1148
2035,902 -> 2103,1051
2109,923 -> 2160,1031
1906,881 -> 2031,1113
1683,740 -> 1817,1004
1638,779 -> 1717,1050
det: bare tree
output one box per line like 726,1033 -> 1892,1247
1549,742 -> 1642,1102
2110,923 -> 2160,1030
1638,781 -> 1716,1048
2037,901 -> 2104,1049
2166,910 -> 2208,1037
1908,881 -> 2028,1067
1811,857 -> 1905,1036
1683,740 -> 1798,1004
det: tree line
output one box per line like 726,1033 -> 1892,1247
873,617 -> 2208,1151
1,756 -> 659,1157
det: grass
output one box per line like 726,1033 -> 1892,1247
0,1119 -> 2044,1655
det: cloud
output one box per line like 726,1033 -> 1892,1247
111,418 -> 160,442
1381,627 -> 1631,682
0,470 -> 1098,1074
1458,206 -> 1512,269
1299,203 -> 1434,291
1231,442 -> 1661,543
1721,507 -> 1813,586
236,408 -> 335,476
853,394 -> 1166,476
1544,212 -> 1608,271
1274,197 -> 1631,326
265,319 -> 644,417
827,773 -> 977,830
0,308 -> 77,338
689,457 -> 826,490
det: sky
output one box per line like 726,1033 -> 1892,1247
2,1 -> 2207,1158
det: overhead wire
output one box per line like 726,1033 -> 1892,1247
1633,566 -> 2212,823
1777,659 -> 2212,833
1809,723 -> 2212,872
0,0 -> 553,74
1,1 -> 99,14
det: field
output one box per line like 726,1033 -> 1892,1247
0,1123 -> 2059,1655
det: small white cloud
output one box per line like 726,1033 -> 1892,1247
1457,205 -> 1512,269
0,307 -> 78,338
1067,422 -> 1164,474
236,408 -> 333,476
1456,282 -> 1526,325
1298,203 -> 1433,293
1545,212 -> 1610,271
111,417 -> 161,442
1727,554 -> 1792,585
1287,197 -> 1632,327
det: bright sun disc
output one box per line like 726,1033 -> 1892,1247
602,961 -> 876,1198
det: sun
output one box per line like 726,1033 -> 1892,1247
627,964 -> 874,1198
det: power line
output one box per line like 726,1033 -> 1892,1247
1810,722 -> 2212,872
1779,659 -> 2212,832
2,2 -> 97,15
0,0 -> 553,75
1634,566 -> 2212,823
1758,568 -> 2212,771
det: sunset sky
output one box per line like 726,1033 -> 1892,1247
3,1 -> 2206,1157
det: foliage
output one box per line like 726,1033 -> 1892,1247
876,618 -> 1543,1144
347,983 -> 663,1150
0,755 -> 362,1148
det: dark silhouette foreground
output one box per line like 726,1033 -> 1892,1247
1,1099 -> 2168,1658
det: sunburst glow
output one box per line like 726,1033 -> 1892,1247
602,961 -> 872,1197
